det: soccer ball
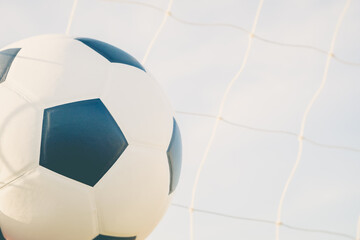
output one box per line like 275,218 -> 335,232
0,35 -> 182,240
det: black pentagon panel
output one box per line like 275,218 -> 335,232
167,118 -> 182,194
40,98 -> 128,187
0,228 -> 5,240
0,48 -> 21,84
93,235 -> 136,240
75,38 -> 145,72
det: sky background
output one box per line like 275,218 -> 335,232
0,0 -> 359,239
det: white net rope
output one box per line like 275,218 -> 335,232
274,1 -> 352,239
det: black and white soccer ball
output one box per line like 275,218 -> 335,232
0,35 -> 182,240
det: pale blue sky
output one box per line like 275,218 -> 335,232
0,0 -> 359,239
